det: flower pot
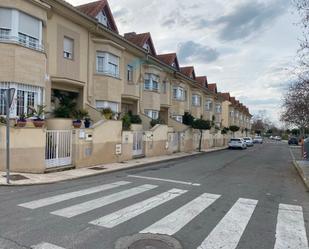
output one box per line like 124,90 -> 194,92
33,119 -> 45,128
84,120 -> 91,128
73,120 -> 82,129
16,120 -> 27,128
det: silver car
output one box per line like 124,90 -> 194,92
253,136 -> 263,144
243,137 -> 254,147
228,138 -> 247,149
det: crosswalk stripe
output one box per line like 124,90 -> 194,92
197,198 -> 258,249
90,188 -> 187,228
31,242 -> 65,249
18,181 -> 131,209
140,193 -> 221,235
274,204 -> 309,249
51,184 -> 157,218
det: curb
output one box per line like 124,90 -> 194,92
293,160 -> 309,191
0,147 -> 227,186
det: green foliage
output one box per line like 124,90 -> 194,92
0,116 -> 6,124
192,119 -> 211,130
101,107 -> 113,120
28,105 -> 47,120
229,125 -> 240,133
72,109 -> 89,121
221,127 -> 229,134
52,90 -> 77,118
130,114 -> 142,124
291,128 -> 300,136
150,118 -> 165,127
18,113 -> 27,121
183,112 -> 195,126
122,113 -> 131,130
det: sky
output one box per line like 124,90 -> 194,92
67,0 -> 303,125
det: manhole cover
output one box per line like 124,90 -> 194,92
2,174 -> 29,181
115,234 -> 182,249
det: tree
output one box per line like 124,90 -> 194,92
229,125 -> 240,138
192,119 -> 212,152
183,112 -> 195,126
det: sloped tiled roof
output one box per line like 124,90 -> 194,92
196,76 -> 208,88
157,53 -> 180,70
208,83 -> 218,93
124,32 -> 156,55
76,0 -> 118,33
180,66 -> 196,79
219,92 -> 230,101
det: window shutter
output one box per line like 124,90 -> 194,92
0,8 -> 12,29
19,12 -> 40,39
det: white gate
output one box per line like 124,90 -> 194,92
133,131 -> 144,156
45,130 -> 72,168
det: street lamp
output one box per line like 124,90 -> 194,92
5,87 -> 15,184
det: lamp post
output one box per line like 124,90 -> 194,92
5,87 -> 15,184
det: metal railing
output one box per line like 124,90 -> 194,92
0,35 -> 44,52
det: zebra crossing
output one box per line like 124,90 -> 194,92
18,180 -> 308,249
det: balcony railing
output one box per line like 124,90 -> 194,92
0,34 -> 44,52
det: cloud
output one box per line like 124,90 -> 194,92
207,0 -> 288,41
177,41 -> 219,63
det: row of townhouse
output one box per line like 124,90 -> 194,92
0,0 -> 252,173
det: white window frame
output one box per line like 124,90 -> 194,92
205,99 -> 213,111
96,11 -> 108,26
215,103 -> 222,113
173,86 -> 185,101
192,94 -> 201,106
172,115 -> 183,123
144,109 -> 159,120
96,52 -> 120,78
63,36 -> 73,60
144,73 -> 159,92
127,65 -> 133,82
0,82 -> 43,117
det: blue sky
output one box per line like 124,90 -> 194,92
67,0 -> 302,125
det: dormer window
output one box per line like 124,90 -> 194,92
143,42 -> 151,53
96,11 -> 108,26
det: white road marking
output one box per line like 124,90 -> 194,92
274,204 -> 309,249
90,188 -> 187,228
197,198 -> 258,249
51,184 -> 157,218
127,175 -> 201,186
31,242 -> 65,249
18,181 -> 130,209
140,193 -> 221,235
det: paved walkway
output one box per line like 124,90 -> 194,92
0,147 -> 226,186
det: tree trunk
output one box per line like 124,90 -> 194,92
198,130 -> 203,152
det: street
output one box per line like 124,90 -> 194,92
0,142 -> 308,249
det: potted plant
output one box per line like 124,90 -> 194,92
16,113 -> 27,128
28,105 -> 47,128
84,117 -> 91,128
72,109 -> 89,128
101,107 -> 113,120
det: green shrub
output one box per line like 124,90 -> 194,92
122,113 -> 131,130
130,114 -> 142,124
150,118 -> 165,127
183,112 -> 195,126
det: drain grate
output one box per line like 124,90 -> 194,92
89,167 -> 107,171
115,233 -> 182,249
2,174 -> 29,181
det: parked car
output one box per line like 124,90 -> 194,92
228,138 -> 247,149
288,137 -> 299,145
274,136 -> 281,141
243,137 -> 254,147
253,136 -> 263,144
269,136 -> 274,140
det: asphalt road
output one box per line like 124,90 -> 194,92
0,141 -> 308,249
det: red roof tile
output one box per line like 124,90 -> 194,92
219,92 -> 230,101
180,66 -> 196,79
157,53 -> 179,69
196,76 -> 208,88
124,32 -> 156,55
208,83 -> 217,93
76,0 -> 118,33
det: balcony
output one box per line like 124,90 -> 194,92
0,34 -> 44,52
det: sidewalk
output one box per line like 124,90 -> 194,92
293,160 -> 309,190
0,147 -> 227,186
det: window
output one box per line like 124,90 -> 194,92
173,86 -> 185,101
63,37 -> 73,59
230,110 -> 234,117
96,11 -> 108,26
162,81 -> 167,93
215,104 -> 221,113
0,82 -> 43,117
0,8 -> 43,51
144,73 -> 159,92
144,109 -> 159,120
143,42 -> 151,52
192,94 -> 201,106
172,115 -> 183,123
127,65 -> 133,81
205,99 -> 213,111
95,100 -> 119,113
96,52 -> 119,78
